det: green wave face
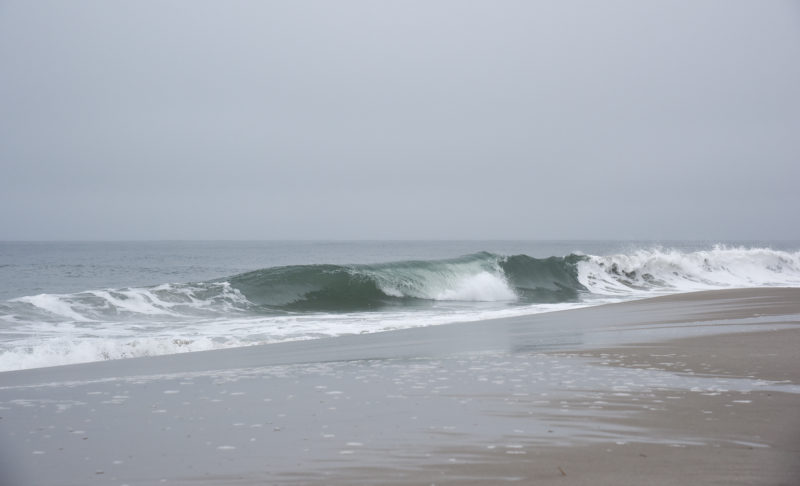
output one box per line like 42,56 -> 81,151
499,254 -> 588,303
227,264 -> 391,311
226,253 -> 588,312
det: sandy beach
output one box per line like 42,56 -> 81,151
1,288 -> 798,485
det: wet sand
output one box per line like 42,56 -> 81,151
1,288 -> 798,485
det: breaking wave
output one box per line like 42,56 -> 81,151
4,246 -> 800,325
1,245 -> 798,371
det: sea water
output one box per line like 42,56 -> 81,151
1,240 -> 799,371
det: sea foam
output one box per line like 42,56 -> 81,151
578,246 -> 800,296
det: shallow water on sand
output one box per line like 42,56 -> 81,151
2,348 -> 798,483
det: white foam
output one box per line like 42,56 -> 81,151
14,294 -> 96,322
433,271 -> 517,301
0,301 -> 589,372
577,246 -> 800,297
85,289 -> 180,317
0,335 -> 223,371
7,282 -> 250,323
374,259 -> 517,302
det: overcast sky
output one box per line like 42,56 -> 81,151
1,1 -> 798,240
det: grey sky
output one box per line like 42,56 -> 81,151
1,1 -> 799,240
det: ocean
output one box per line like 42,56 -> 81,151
1,240 -> 799,372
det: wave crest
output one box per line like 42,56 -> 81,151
228,253 -> 520,310
578,245 -> 800,295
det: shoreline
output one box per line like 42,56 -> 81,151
3,286 -> 798,376
1,287 -> 798,484
3,287 -> 797,382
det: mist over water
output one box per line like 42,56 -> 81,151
1,241 -> 799,371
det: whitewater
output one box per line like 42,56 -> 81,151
1,243 -> 799,372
